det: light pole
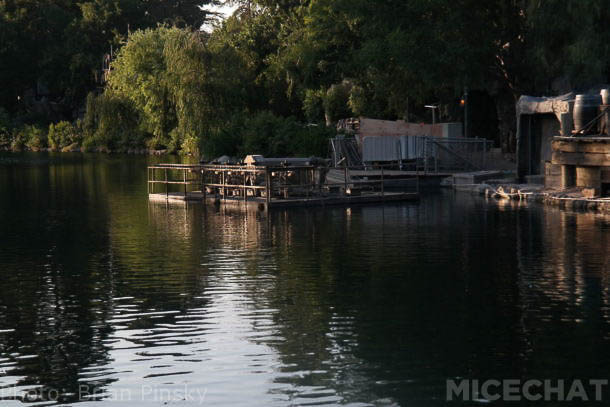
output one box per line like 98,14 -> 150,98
425,104 -> 439,124
462,87 -> 469,138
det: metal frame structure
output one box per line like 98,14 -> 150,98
147,163 -> 420,207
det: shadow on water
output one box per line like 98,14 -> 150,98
0,152 -> 608,406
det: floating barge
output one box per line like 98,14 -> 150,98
148,158 -> 419,209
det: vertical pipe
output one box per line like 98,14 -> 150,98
424,140 -> 428,174
381,166 -> 384,197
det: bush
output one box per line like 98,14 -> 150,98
82,92 -> 143,151
323,81 -> 352,124
201,119 -> 245,160
82,92 -> 98,141
10,133 -> 25,151
303,89 -> 325,123
181,134 -> 201,156
0,108 -> 13,148
48,121 -> 79,150
20,125 -> 47,151
81,136 -> 96,152
217,112 -> 335,159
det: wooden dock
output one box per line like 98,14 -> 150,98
148,163 -> 420,209
149,190 -> 419,208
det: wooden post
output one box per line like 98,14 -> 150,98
265,168 -> 271,208
344,166 -> 348,195
147,168 -> 150,195
561,165 -> 576,189
307,168 -> 311,198
202,168 -> 207,202
221,170 -> 225,200
243,171 -> 247,203
318,168 -> 322,195
165,168 -> 168,199
183,168 -> 187,197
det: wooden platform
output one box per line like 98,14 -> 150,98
147,163 -> 421,210
347,170 -> 453,177
148,191 -> 419,209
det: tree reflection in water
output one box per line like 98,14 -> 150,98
0,154 -> 609,405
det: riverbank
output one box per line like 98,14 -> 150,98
0,145 -> 174,155
454,182 -> 610,214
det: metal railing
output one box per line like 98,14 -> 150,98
148,163 -> 419,203
359,136 -> 494,173
420,137 -> 494,172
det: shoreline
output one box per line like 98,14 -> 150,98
0,146 -> 176,155
455,183 -> 610,214
3,147 -> 608,214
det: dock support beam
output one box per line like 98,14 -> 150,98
265,168 -> 271,209
561,165 -> 576,189
576,166 -> 601,194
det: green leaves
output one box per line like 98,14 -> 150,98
0,0 -> 216,120
103,26 -> 251,154
48,121 -> 80,151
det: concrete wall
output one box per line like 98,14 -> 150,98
517,113 -> 560,178
541,115 -> 560,168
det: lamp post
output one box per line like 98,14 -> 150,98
425,104 -> 439,124
462,87 -> 469,138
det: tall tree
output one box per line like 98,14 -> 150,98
0,0 -> 219,119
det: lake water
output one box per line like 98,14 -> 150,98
0,152 -> 609,406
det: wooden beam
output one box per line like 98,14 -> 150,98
552,150 -> 610,166
552,139 -> 610,154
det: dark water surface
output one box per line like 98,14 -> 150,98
0,152 -> 609,406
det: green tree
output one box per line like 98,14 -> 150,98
0,0 -> 218,122
104,26 -> 251,153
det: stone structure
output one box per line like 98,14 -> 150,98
515,93 -> 573,182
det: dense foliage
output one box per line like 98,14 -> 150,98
2,0 -> 610,156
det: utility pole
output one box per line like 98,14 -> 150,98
464,86 -> 469,138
